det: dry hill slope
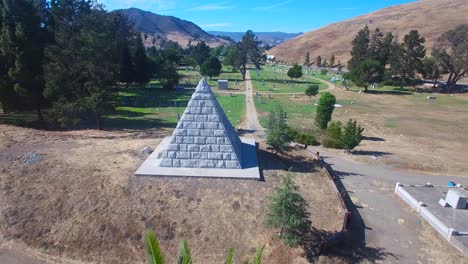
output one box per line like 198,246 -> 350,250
269,0 -> 468,66
118,8 -> 230,48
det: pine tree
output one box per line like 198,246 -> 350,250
266,105 -> 290,154
305,84 -> 319,99
304,52 -> 310,66
315,92 -> 336,130
265,174 -> 311,247
200,55 -> 222,78
390,30 -> 426,89
341,119 -> 364,152
348,25 -> 370,71
329,54 -> 335,68
234,30 -> 262,80
191,41 -> 211,68
316,55 -> 322,67
133,34 -> 149,84
287,64 -> 303,80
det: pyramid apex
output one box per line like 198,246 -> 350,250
195,78 -> 211,93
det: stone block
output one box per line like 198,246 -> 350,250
176,152 -> 190,159
216,160 -> 225,168
197,123 -> 204,129
160,159 -> 173,167
199,152 -> 208,159
211,145 -> 220,152
204,122 -> 218,129
187,129 -> 199,136
220,145 -> 233,152
213,130 -> 224,136
167,144 -> 178,151
173,129 -> 186,136
167,151 -> 176,158
226,160 -> 240,169
195,115 -> 207,122
208,115 -> 220,122
191,152 -> 201,159
200,145 -> 211,152
182,137 -> 194,144
194,137 -> 206,144
187,144 -> 199,152
217,137 -> 227,144
184,122 -> 197,129
205,137 -> 216,144
181,159 -> 198,167
199,160 -> 215,168
223,153 -> 231,160
172,159 -> 180,167
208,152 -> 223,160
200,130 -> 213,137
179,144 -> 187,151
189,107 -> 201,114
202,107 -> 212,114
175,136 -> 183,143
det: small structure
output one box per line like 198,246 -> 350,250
444,190 -> 468,209
135,78 -> 260,179
218,80 -> 228,90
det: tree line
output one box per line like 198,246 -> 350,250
345,24 -> 468,92
0,0 -> 183,128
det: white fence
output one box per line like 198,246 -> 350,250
395,183 -> 467,256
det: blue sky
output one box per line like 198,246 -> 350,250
99,0 -> 416,33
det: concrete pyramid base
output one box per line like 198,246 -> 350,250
135,137 -> 261,180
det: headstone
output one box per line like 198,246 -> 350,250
445,190 -> 468,209
218,80 -> 228,90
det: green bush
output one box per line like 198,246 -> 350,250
305,84 -> 319,98
321,69 -> 328,75
322,121 -> 343,149
294,133 -> 318,147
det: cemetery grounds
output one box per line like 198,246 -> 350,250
0,72 -> 346,263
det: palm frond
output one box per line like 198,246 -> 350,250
251,244 -> 265,264
224,248 -> 235,264
177,240 -> 192,264
144,230 -> 166,264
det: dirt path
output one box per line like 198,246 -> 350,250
239,70 -> 265,139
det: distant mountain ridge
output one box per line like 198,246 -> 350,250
208,31 -> 302,46
269,0 -> 468,65
117,8 -> 230,48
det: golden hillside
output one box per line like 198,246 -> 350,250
268,0 -> 468,66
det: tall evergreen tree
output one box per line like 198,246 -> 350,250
133,34 -> 149,83
329,54 -> 335,67
265,174 -> 311,247
113,12 -> 134,84
390,30 -> 426,89
315,91 -> 336,130
44,1 -> 117,129
266,104 -> 290,154
348,25 -> 370,71
200,55 -> 222,78
304,52 -> 310,66
191,41 -> 211,68
234,30 -> 262,80
316,55 -> 321,67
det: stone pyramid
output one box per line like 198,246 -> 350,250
159,79 -> 243,169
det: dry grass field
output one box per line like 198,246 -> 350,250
0,125 -> 345,264
327,88 -> 468,177
269,0 -> 468,64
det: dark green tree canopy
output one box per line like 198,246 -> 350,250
233,30 -> 262,80
265,173 -> 311,247
287,64 -> 303,79
315,91 -> 336,130
200,55 -> 222,78
266,104 -> 290,154
305,84 -> 319,98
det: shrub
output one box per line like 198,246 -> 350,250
305,84 -> 319,98
294,133 -> 317,148
341,119 -> 364,152
322,121 -> 343,149
315,92 -> 336,130
321,69 -> 328,75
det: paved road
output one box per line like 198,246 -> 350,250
311,146 -> 468,263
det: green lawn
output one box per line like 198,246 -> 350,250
105,83 -> 245,129
178,68 -> 245,92
250,66 -> 328,93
